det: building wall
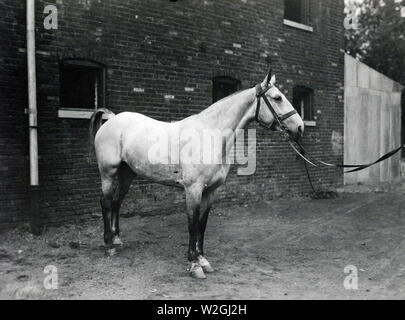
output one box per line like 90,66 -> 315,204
0,0 -> 345,229
344,54 -> 403,185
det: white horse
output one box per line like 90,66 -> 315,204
89,70 -> 304,279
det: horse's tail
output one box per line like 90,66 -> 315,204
88,108 -> 115,162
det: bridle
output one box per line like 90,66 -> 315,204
254,82 -> 319,167
254,83 -> 298,131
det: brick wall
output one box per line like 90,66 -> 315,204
0,0 -> 345,229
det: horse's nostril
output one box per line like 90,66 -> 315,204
298,125 -> 304,136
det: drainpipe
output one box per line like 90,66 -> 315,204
27,0 -> 41,234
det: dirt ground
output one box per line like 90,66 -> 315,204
1,181 -> 405,300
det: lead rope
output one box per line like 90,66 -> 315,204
303,160 -> 316,194
295,139 -> 333,199
303,159 -> 338,199
287,135 -> 338,199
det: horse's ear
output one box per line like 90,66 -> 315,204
269,74 -> 276,86
266,67 -> 273,86
262,69 -> 271,89
261,68 -> 273,88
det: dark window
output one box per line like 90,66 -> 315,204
284,0 -> 311,25
60,60 -> 105,109
212,76 -> 241,103
293,86 -> 314,121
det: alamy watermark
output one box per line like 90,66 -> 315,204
344,2 -> 359,30
43,5 -> 58,30
43,265 -> 58,290
147,128 -> 257,176
343,265 -> 358,290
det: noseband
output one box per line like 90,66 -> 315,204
255,84 -> 297,131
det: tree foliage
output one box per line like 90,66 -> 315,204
345,0 -> 405,85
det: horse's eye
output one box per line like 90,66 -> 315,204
274,96 -> 282,102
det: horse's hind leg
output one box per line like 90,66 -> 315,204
100,167 -> 118,249
111,162 -> 135,246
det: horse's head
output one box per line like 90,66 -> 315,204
255,71 -> 304,140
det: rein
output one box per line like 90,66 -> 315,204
289,138 -> 404,173
289,137 -> 404,199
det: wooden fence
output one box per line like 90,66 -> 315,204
344,54 -> 404,185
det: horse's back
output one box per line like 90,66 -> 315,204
96,111 -> 170,141
94,111 -> 174,171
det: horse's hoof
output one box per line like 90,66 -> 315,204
198,256 -> 215,273
189,263 -> 206,279
202,264 -> 215,273
112,236 -> 123,246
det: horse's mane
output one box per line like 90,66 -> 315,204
198,88 -> 252,116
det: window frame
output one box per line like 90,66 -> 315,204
58,59 -> 106,119
292,85 -> 316,126
283,0 -> 313,32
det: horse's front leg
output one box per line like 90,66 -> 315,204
185,185 -> 206,279
196,189 -> 215,273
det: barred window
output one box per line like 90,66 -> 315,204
60,59 -> 105,110
212,76 -> 241,103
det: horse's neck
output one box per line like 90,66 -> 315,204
197,88 -> 256,131
193,88 -> 257,163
